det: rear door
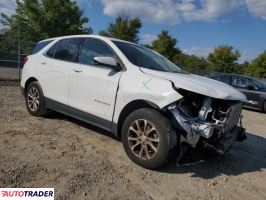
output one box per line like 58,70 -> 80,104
39,38 -> 80,105
68,38 -> 122,129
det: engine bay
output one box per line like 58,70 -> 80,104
167,88 -> 246,153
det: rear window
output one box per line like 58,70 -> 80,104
53,39 -> 80,62
32,40 -> 53,54
46,43 -> 58,58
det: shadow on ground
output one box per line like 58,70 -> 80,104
161,132 -> 266,179
0,79 -> 20,86
45,111 -> 266,179
243,107 -> 265,114
45,111 -> 116,139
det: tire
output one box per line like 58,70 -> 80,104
121,108 -> 176,169
25,81 -> 47,116
264,101 -> 266,113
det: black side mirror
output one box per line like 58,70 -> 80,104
247,85 -> 255,90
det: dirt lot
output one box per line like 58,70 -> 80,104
0,67 -> 21,80
0,83 -> 266,200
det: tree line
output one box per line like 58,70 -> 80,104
0,0 -> 265,78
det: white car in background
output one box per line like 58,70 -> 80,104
21,35 -> 247,169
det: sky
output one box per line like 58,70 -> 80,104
1,0 -> 266,63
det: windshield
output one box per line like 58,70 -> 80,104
250,78 -> 266,89
113,41 -> 183,73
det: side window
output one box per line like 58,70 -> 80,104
218,76 -> 230,84
46,43 -> 58,58
232,77 -> 250,88
212,76 -> 221,81
53,39 -> 80,62
32,40 -> 53,54
78,38 -> 115,65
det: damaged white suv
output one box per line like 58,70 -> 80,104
21,35 -> 247,169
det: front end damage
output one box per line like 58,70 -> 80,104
167,89 -> 246,164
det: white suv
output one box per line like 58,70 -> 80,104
21,35 -> 247,169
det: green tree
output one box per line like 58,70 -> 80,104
246,51 -> 266,77
236,61 -> 249,75
208,45 -> 241,73
0,15 -> 18,53
151,30 -> 180,60
0,0 -> 92,43
176,53 -> 209,73
99,13 -> 142,43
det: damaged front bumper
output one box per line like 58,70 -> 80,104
201,126 -> 246,154
168,106 -> 214,146
168,100 -> 246,157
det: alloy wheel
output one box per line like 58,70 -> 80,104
27,87 -> 40,112
127,119 -> 160,160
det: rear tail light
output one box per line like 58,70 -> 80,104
23,56 -> 28,65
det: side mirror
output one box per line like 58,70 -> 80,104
93,56 -> 122,71
247,85 -> 255,90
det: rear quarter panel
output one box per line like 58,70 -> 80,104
20,55 -> 39,89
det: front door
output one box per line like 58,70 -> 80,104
68,38 -> 122,130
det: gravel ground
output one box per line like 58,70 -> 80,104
0,67 -> 21,80
0,84 -> 266,200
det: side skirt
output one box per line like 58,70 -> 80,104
45,97 -> 117,134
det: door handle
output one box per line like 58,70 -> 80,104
41,61 -> 47,65
73,68 -> 82,73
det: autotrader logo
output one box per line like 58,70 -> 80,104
0,188 -> 54,199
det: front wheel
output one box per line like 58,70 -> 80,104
121,108 -> 176,169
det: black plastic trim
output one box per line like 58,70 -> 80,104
45,97 -> 118,135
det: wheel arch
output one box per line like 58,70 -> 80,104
24,77 -> 39,95
116,99 -> 160,139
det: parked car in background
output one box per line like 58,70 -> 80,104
21,35 -> 247,169
210,74 -> 266,112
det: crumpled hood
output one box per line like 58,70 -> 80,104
140,68 -> 247,101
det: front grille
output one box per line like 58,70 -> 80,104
223,102 -> 242,133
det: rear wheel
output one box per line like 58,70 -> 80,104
26,81 -> 47,116
121,108 -> 176,169
264,101 -> 266,113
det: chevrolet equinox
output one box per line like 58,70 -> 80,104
21,35 -> 247,169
